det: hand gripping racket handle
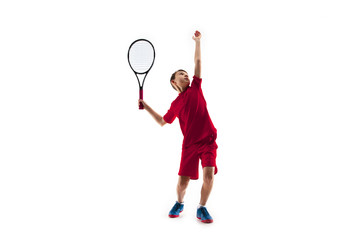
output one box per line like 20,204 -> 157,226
139,89 -> 144,110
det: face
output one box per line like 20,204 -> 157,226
172,71 -> 190,91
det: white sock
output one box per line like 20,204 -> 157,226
198,204 -> 205,209
177,201 -> 184,205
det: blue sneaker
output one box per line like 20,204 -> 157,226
197,206 -> 213,223
169,202 -> 184,218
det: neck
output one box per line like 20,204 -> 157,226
178,85 -> 188,93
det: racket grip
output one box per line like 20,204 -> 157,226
139,89 -> 144,110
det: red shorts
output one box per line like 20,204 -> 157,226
179,134 -> 218,180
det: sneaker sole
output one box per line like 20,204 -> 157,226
197,217 -> 213,223
169,210 -> 183,218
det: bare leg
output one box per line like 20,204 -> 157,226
200,167 -> 214,206
177,176 -> 190,203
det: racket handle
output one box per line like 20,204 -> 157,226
139,89 -> 144,110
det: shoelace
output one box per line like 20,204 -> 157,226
172,202 -> 182,212
200,207 -> 211,218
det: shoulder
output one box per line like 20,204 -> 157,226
172,94 -> 182,104
191,75 -> 202,88
169,94 -> 183,110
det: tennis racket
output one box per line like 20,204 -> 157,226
127,39 -> 155,110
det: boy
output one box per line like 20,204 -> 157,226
138,31 -> 217,223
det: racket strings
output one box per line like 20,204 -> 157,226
128,41 -> 155,74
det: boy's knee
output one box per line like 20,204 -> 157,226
203,167 -> 214,184
203,173 -> 214,184
178,182 -> 188,190
178,177 -> 190,189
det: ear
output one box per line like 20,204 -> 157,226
171,80 -> 179,88
171,80 -> 181,93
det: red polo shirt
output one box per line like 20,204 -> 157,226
163,75 -> 217,148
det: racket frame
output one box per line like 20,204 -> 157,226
127,39 -> 155,110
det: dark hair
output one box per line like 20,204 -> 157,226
170,69 -> 187,91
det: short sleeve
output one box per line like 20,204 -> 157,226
191,75 -> 202,89
163,109 -> 176,124
163,100 -> 179,124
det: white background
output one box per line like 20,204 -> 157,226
1,0 -> 359,239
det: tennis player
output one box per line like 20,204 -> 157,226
138,30 -> 217,223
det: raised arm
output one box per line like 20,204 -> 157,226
192,30 -> 202,78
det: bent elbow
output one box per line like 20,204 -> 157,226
160,118 -> 167,127
161,121 -> 167,127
